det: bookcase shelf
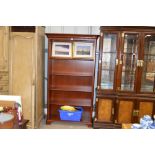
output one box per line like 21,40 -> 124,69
46,33 -> 98,127
50,85 -> 92,92
51,72 -> 93,77
47,111 -> 91,124
49,98 -> 92,107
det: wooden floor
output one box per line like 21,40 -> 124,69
39,118 -> 91,129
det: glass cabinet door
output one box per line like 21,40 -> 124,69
101,33 -> 118,90
140,34 -> 155,93
120,33 -> 139,91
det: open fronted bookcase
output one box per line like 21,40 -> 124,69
46,33 -> 99,127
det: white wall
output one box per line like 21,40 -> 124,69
45,26 -> 100,34
44,26 -> 100,115
45,26 -> 100,49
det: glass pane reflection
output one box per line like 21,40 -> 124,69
141,34 -> 155,92
121,34 -> 138,91
101,34 -> 117,89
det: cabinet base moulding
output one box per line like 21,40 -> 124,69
93,120 -> 122,129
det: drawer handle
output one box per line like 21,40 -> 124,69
0,87 -> 3,91
133,110 -> 139,116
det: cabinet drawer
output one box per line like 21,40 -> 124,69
0,85 -> 9,92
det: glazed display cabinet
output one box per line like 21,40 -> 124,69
94,26 -> 155,128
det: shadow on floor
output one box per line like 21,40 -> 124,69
39,119 -> 91,129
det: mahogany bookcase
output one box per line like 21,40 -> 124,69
46,33 -> 99,127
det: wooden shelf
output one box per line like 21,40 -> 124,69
123,52 -> 136,54
49,98 -> 92,107
48,111 -> 91,124
50,57 -> 94,61
50,85 -> 92,92
51,72 -> 93,77
144,53 -> 155,56
142,71 -> 155,73
103,51 -> 116,53
122,70 -> 136,73
102,69 -> 115,71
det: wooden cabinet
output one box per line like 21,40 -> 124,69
0,27 -> 9,95
94,27 -> 155,128
46,33 -> 98,126
9,26 -> 45,128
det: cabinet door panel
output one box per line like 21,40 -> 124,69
120,33 -> 139,92
10,33 -> 34,128
100,33 -> 118,90
139,101 -> 154,119
117,100 -> 134,123
97,99 -> 113,121
120,33 -> 138,91
140,34 -> 155,93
